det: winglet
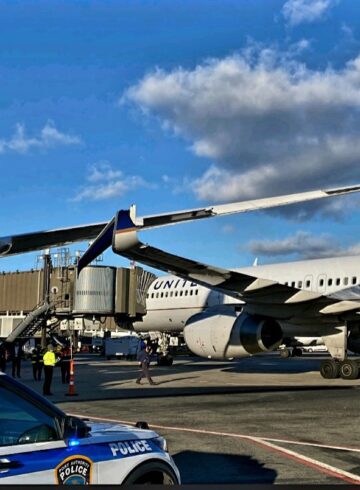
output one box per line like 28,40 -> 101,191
112,207 -> 140,253
77,218 -> 115,276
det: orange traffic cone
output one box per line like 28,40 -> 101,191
65,359 -> 78,396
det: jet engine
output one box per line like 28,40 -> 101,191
183,308 -> 283,360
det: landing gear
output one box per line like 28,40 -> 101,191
339,359 -> 359,380
320,358 -> 360,379
320,359 -> 340,379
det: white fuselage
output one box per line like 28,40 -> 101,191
133,255 -> 360,335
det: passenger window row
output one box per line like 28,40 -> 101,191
284,276 -> 357,289
147,289 -> 199,299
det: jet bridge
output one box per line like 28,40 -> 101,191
0,257 -> 156,341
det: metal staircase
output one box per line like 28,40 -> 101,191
6,302 -> 51,343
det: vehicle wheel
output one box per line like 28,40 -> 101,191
320,359 -> 340,379
280,349 -> 290,359
340,360 -> 359,380
122,460 -> 179,485
308,348 -> 313,353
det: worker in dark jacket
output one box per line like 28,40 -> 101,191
0,343 -> 8,373
31,345 -> 44,381
136,343 -> 157,385
10,341 -> 23,378
60,344 -> 72,384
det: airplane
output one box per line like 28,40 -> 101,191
2,184 -> 360,380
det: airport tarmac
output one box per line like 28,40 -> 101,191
11,354 -> 360,484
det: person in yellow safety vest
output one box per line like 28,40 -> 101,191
43,344 -> 57,396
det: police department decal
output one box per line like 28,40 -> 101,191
55,455 -> 93,485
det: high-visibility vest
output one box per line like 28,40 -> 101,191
43,351 -> 56,367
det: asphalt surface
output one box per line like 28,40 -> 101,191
8,353 -> 360,484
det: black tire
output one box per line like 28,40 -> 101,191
122,460 -> 179,485
320,359 -> 340,379
340,360 -> 359,380
280,349 -> 290,359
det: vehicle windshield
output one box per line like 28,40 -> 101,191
0,386 -> 60,446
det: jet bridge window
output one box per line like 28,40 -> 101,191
328,279 -> 333,286
352,276 -> 357,285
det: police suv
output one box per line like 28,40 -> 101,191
0,373 -> 180,484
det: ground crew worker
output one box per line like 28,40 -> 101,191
43,344 -> 56,396
11,341 -> 23,378
31,345 -> 43,381
0,343 -> 8,373
136,343 -> 157,385
60,344 -> 71,384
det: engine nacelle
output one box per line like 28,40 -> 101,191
184,309 -> 283,360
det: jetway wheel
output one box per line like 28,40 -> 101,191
280,349 -> 290,359
339,359 -> 359,380
320,359 -> 340,379
157,354 -> 173,367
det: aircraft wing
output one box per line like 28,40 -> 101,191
0,222 -> 108,256
112,229 -> 360,322
1,183 -> 360,257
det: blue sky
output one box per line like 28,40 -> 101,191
1,0 -> 360,273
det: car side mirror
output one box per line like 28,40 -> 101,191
63,416 -> 90,440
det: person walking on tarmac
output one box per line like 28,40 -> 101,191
31,346 -> 43,381
0,342 -> 8,373
43,344 -> 57,396
60,344 -> 71,384
136,343 -> 157,385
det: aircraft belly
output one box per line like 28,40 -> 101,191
133,307 -> 205,333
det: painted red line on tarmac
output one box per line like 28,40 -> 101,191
71,413 -> 360,485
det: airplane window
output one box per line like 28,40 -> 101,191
146,294 -> 149,299
284,282 -> 288,286
298,281 -> 302,288
185,290 -> 188,296
319,279 -> 324,287
306,280 -> 311,288
151,293 -> 154,298
170,291 -> 173,297
175,291 -> 178,297
190,290 -> 193,295
336,278 -> 340,286
180,291 -> 183,296
344,277 -> 348,285
165,292 -> 168,298
328,279 -> 333,286
291,281 -> 295,287
156,293 -> 159,298
195,290 -> 199,295
161,293 -> 164,298
352,277 -> 357,285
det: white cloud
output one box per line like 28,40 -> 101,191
72,162 -> 154,202
248,231 -> 360,260
282,0 -> 336,26
124,47 -> 360,219
0,120 -> 81,154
